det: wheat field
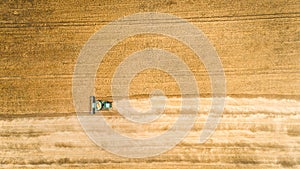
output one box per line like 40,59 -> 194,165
0,0 -> 299,168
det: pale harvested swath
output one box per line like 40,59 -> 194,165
0,0 -> 299,168
0,97 -> 299,168
2,100 -> 297,169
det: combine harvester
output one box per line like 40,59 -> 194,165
90,96 -> 112,114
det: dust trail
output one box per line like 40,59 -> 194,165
114,97 -> 300,114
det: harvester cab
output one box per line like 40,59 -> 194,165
90,96 -> 112,114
